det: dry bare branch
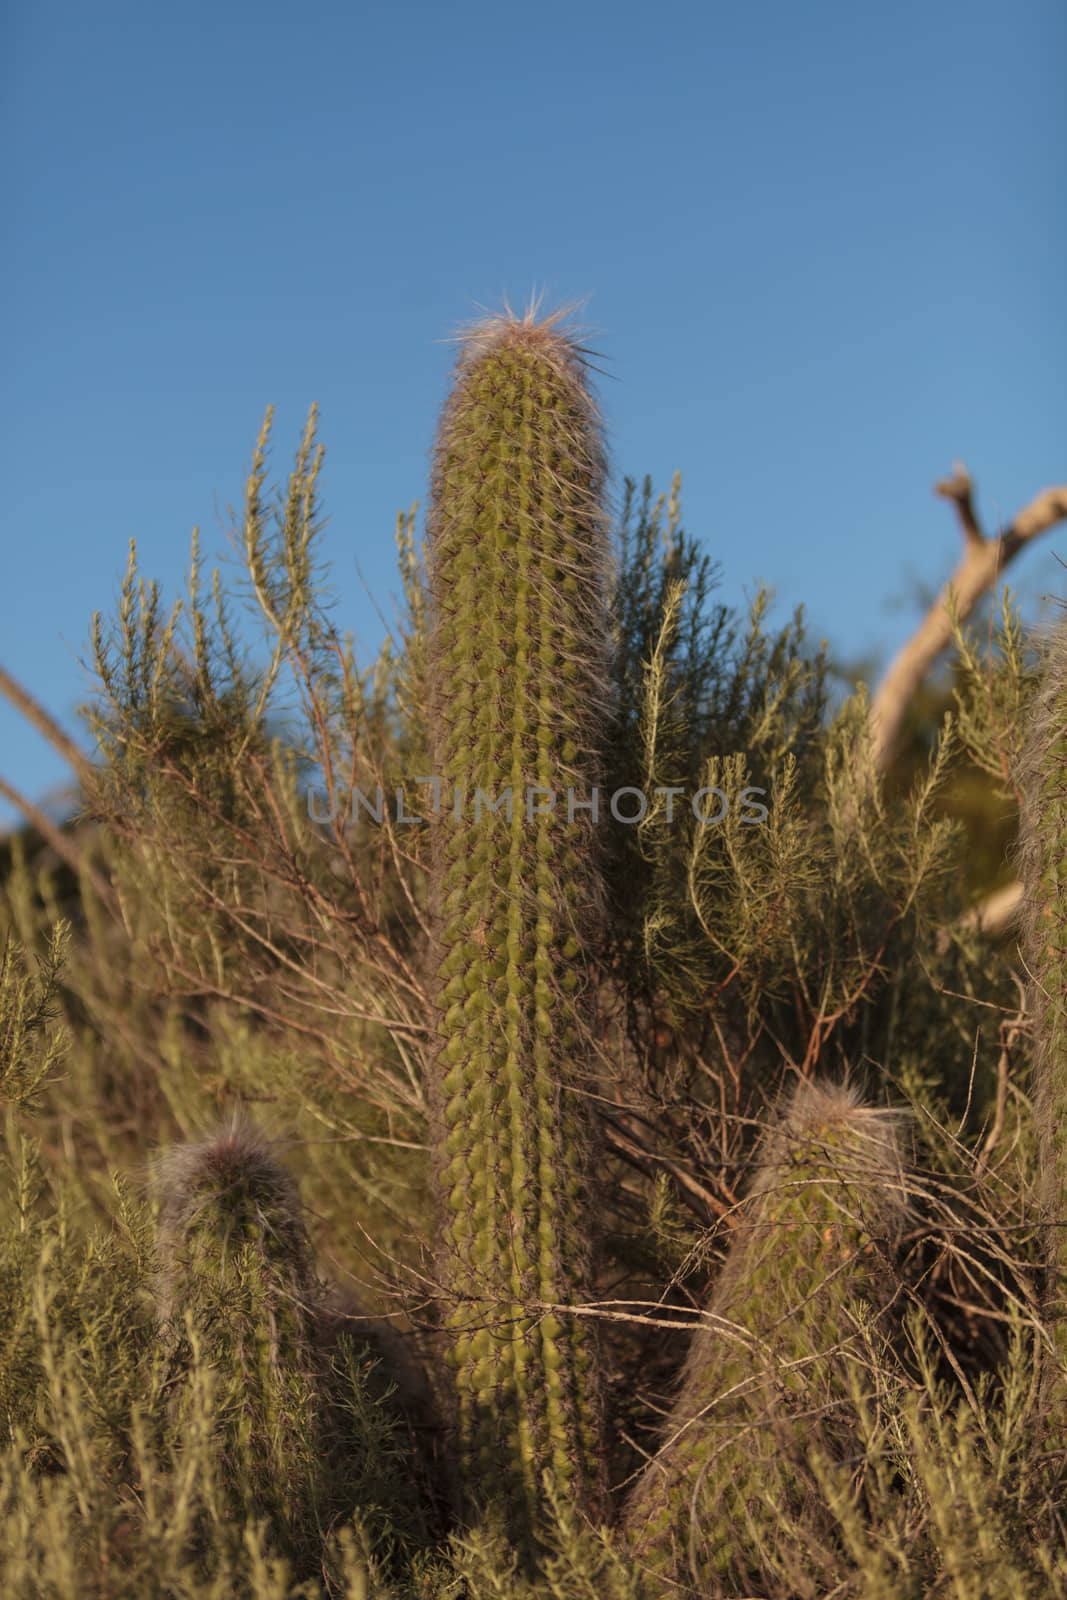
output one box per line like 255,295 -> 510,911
0,663 -> 91,781
870,468 -> 1067,772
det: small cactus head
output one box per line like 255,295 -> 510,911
149,1120 -> 327,1570
751,1077 -> 908,1222
721,1077 -> 910,1307
626,1078 -> 910,1592
152,1122 -> 445,1573
153,1118 -> 316,1351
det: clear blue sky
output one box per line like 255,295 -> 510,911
3,0 -> 1064,826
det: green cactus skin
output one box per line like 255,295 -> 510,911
1018,622 -> 1067,1414
426,310 -> 609,1535
625,1081 -> 908,1596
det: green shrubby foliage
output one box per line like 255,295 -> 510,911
0,309 -> 1063,1595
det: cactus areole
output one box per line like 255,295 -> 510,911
426,311 -> 609,1534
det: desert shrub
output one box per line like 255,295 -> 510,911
0,309 -> 1062,1596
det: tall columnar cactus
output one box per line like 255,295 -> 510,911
1018,618 -> 1067,1412
427,310 -> 609,1533
625,1081 -> 908,1596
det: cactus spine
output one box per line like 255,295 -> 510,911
1018,619 -> 1067,1412
625,1081 -> 908,1595
427,310 -> 608,1532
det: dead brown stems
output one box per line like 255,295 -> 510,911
870,467 -> 1067,774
